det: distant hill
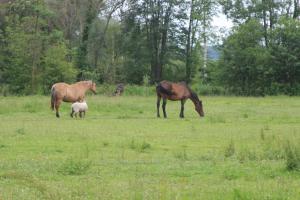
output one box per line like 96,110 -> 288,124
207,46 -> 220,60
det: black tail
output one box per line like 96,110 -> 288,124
50,87 -> 55,110
156,84 -> 173,96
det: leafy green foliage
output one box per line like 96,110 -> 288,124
41,43 -> 77,94
219,20 -> 271,96
269,18 -> 300,95
1,0 -> 76,95
0,0 -> 300,95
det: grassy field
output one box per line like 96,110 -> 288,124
0,95 -> 300,199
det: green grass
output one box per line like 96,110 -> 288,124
0,95 -> 300,199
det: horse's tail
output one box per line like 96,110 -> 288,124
50,86 -> 56,111
156,83 -> 173,96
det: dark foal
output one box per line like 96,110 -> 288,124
156,80 -> 204,118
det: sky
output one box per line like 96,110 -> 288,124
212,13 -> 233,29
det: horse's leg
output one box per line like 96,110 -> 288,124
157,95 -> 161,118
162,98 -> 167,118
79,111 -> 82,118
180,99 -> 186,118
55,100 -> 62,118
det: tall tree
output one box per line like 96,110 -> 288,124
185,0 -> 194,83
145,0 -> 174,82
76,0 -> 99,77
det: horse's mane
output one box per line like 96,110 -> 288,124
190,91 -> 200,102
76,80 -> 93,85
185,85 -> 200,102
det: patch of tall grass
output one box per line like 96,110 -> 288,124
58,158 -> 91,175
284,141 -> 300,171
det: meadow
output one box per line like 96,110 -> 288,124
0,95 -> 300,199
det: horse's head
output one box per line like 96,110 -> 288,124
195,100 -> 204,117
89,81 -> 97,94
190,91 -> 204,117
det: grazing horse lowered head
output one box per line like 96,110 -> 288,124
50,80 -> 96,118
156,80 -> 204,118
114,83 -> 125,96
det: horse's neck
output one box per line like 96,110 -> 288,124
76,83 -> 90,92
190,97 -> 198,106
189,93 -> 199,106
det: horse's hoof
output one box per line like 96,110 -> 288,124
56,113 -> 60,118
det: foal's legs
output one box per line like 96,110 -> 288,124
162,98 -> 167,118
55,100 -> 62,118
79,111 -> 85,118
180,99 -> 186,118
70,109 -> 74,118
157,95 -> 161,118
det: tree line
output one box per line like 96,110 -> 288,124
0,0 -> 299,95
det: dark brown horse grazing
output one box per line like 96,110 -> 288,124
156,80 -> 204,118
51,80 -> 96,118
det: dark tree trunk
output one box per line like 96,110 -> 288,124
186,0 -> 194,83
293,0 -> 300,18
148,0 -> 172,83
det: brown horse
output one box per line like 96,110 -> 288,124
156,80 -> 204,118
51,80 -> 96,118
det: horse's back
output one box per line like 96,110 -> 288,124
51,82 -> 70,100
157,80 -> 190,100
52,82 -> 70,90
171,83 -> 190,98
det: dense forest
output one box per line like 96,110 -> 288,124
0,0 -> 299,95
